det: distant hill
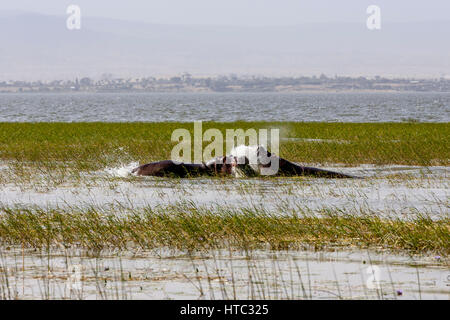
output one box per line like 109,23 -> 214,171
0,11 -> 449,80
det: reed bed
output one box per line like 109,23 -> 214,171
0,204 -> 448,254
0,122 -> 448,173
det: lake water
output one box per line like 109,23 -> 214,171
0,92 -> 448,300
2,246 -> 447,300
0,92 -> 449,122
1,163 -> 448,219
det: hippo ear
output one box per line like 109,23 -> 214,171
257,145 -> 271,158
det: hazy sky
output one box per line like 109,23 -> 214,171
1,1 -> 449,79
2,0 -> 450,25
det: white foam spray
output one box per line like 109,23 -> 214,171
104,162 -> 139,178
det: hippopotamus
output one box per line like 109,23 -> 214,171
131,145 -> 356,178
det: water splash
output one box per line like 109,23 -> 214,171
104,162 -> 139,178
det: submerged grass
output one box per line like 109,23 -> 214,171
0,122 -> 448,171
0,204 -> 448,254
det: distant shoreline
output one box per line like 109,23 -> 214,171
2,89 -> 449,94
1,75 -> 449,93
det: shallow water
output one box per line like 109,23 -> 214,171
0,164 -> 448,218
1,91 -> 448,300
1,163 -> 448,300
0,246 -> 448,300
0,92 -> 449,122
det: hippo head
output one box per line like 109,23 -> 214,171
206,155 -> 236,176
